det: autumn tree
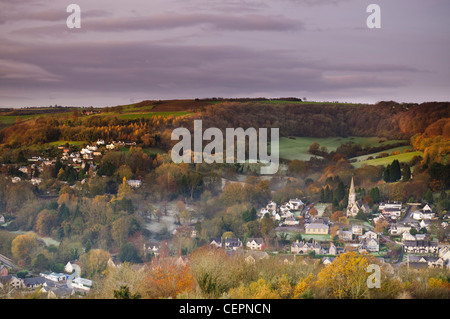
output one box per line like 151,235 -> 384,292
331,211 -> 344,222
140,261 -> 195,299
11,233 -> 39,267
80,249 -> 110,278
315,252 -> 377,299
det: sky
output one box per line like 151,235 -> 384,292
0,0 -> 449,107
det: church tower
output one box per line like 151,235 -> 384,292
346,176 -> 358,217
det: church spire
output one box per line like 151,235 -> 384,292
349,176 -> 355,198
346,176 -> 357,217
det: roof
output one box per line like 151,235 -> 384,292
306,223 -> 329,229
246,238 -> 264,245
24,277 -> 46,286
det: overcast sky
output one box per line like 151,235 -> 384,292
1,0 -> 449,107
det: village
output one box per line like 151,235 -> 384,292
1,163 -> 450,298
0,142 -> 449,298
5,139 -> 142,189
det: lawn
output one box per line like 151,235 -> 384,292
278,136 -> 407,161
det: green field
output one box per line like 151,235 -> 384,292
279,136 -> 407,161
351,150 -> 423,168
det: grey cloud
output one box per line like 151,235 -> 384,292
0,39 -> 407,99
11,12 -> 303,37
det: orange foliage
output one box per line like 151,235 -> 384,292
140,262 -> 195,299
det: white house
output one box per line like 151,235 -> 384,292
287,198 -> 304,210
72,277 -> 92,291
210,238 -> 222,249
224,238 -> 243,250
126,180 -> 142,188
106,143 -> 115,150
390,223 -> 411,236
352,225 -> 363,236
246,238 -> 265,250
362,230 -> 378,239
284,217 -> 299,226
40,272 -> 67,282
266,201 -> 277,212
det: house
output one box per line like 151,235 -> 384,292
71,277 -> 92,291
390,223 -> 411,236
224,238 -> 243,250
11,176 -> 21,183
40,284 -> 75,299
327,243 -> 345,256
64,262 -> 75,274
23,276 -> 47,289
439,247 -> 450,268
291,240 -> 323,255
126,180 -> 142,188
210,238 -> 222,249
379,201 -> 402,211
403,239 -> 439,254
322,257 -> 335,266
359,238 -> 379,253
244,251 -> 269,264
287,198 -> 303,210
0,215 -> 5,225
106,143 -> 115,150
284,217 -> 299,226
362,230 -> 378,240
96,139 -> 105,145
382,207 -> 402,219
30,177 -> 42,185
407,255 -> 445,269
246,238 -> 265,251
0,265 -> 8,276
0,275 -> 24,289
338,230 -> 353,241
419,219 -> 431,230
276,255 -> 296,265
40,272 -> 67,282
305,222 -> 329,235
266,201 -> 277,212
352,225 -> 363,236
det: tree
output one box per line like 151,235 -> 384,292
113,285 -> 141,299
389,160 -> 401,182
80,249 -> 110,278
309,207 -> 318,218
334,181 -> 346,203
402,164 -> 411,181
316,252 -> 378,299
369,187 -> 381,203
332,206 -> 344,222
35,209 -> 58,236
140,262 -> 194,299
11,233 -> 38,267
424,189 -> 434,204
118,242 -> 142,263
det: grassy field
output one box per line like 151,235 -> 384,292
351,150 -> 423,168
350,145 -> 413,162
279,136 -> 407,161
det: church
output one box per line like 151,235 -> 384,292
346,177 -> 370,217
